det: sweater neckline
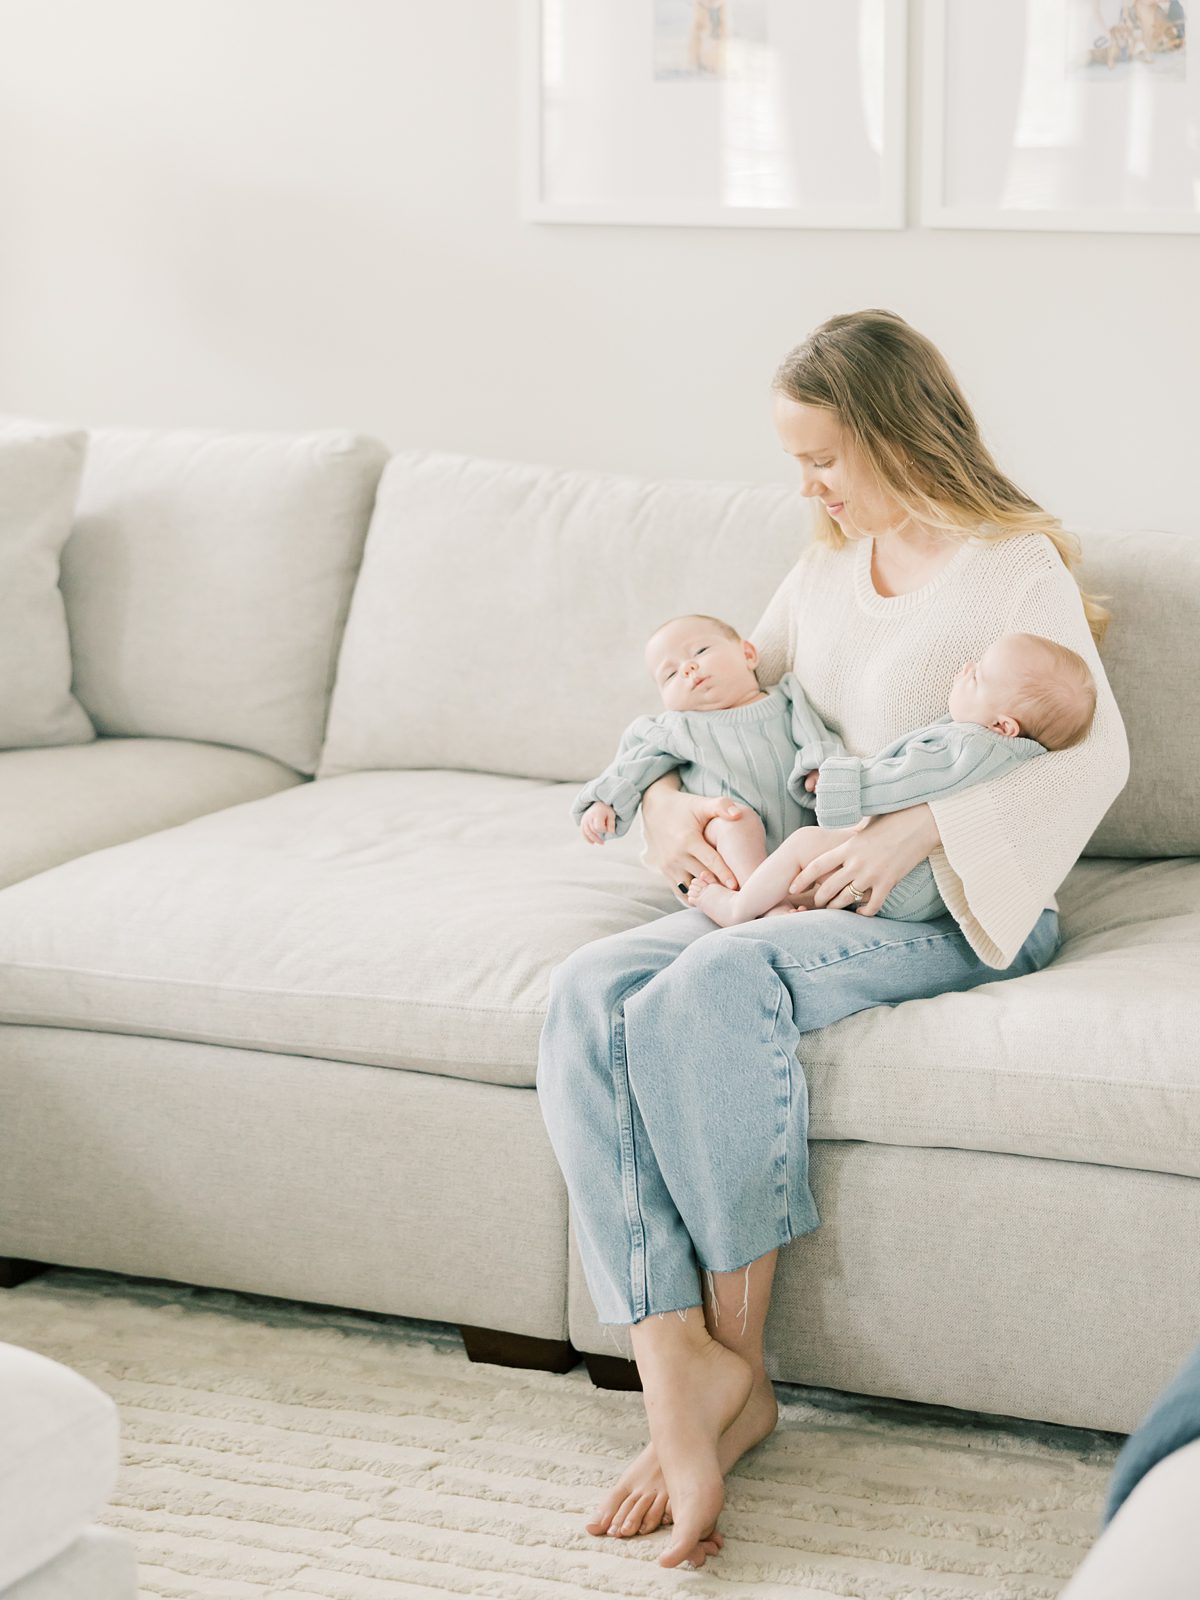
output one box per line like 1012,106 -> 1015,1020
684,685 -> 786,725
852,533 -> 978,615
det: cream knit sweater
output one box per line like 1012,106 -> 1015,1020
746,530 -> 1130,969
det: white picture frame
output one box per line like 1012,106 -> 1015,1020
520,0 -> 908,229
923,0 -> 1199,233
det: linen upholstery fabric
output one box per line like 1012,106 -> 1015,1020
0,771 -> 1195,1179
566,1140 -> 1200,1434
0,421 -> 94,750
59,427 -> 389,774
0,1026 -> 569,1342
0,1342 -> 121,1591
1074,527 -> 1200,855
0,737 -> 304,889
317,449 -> 807,782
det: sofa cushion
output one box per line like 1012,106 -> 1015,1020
0,420 -> 95,751
316,449 -> 807,783
0,737 -> 305,890
59,427 -> 389,775
0,773 -> 1194,1181
1076,528 -> 1200,856
0,1342 -> 120,1592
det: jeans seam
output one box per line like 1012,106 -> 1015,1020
769,982 -> 793,1239
771,925 -> 966,975
612,976 -> 652,1323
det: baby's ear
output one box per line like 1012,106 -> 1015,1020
992,714 -> 1022,739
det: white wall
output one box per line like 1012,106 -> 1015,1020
1,0 -> 1196,533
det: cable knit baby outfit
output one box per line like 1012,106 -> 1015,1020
571,671 -> 842,858
797,715 -> 1047,920
739,530 -> 1130,967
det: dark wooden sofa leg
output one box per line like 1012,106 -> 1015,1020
582,1352 -> 643,1391
458,1324 -> 582,1374
0,1258 -> 52,1289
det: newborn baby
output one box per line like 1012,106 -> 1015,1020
572,613 -> 845,917
687,630 -> 1098,927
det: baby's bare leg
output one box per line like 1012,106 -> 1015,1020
698,809 -> 771,892
690,828 -> 811,926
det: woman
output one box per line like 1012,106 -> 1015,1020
535,309 -> 1130,1572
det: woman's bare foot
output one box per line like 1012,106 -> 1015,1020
586,1373 -> 779,1542
635,1334 -> 753,1568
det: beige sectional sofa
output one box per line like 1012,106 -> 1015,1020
2,419 -> 1198,1452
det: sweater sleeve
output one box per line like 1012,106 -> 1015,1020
926,554 -> 1130,969
814,722 -> 1045,829
570,715 -> 684,839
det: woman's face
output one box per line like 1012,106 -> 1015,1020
772,392 -> 905,541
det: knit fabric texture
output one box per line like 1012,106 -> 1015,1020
747,531 -> 1130,968
810,714 -> 1045,831
571,672 -> 843,857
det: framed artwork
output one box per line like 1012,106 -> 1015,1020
520,0 -> 908,228
923,0 -> 1198,233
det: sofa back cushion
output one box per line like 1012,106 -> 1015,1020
60,427 -> 388,774
316,450 -> 806,784
1077,528 -> 1199,856
0,420 -> 96,751
318,450 -> 1196,858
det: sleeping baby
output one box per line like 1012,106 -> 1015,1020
572,612 -> 841,917
686,629 -> 1097,926
574,616 -> 1096,926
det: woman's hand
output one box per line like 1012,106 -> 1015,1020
641,778 -> 744,905
788,804 -> 941,916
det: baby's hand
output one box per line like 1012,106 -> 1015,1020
803,769 -> 819,793
581,801 -> 617,844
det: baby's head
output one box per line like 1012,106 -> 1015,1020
645,614 -> 760,712
948,633 -> 1097,750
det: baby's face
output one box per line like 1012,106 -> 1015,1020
645,618 -> 759,712
947,634 -> 1042,730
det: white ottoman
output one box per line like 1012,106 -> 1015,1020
0,1342 -> 137,1599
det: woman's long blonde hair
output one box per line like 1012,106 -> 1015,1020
771,310 -> 1110,642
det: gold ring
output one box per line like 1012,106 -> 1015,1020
847,882 -> 868,903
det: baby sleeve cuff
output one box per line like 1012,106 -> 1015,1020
572,774 -> 643,837
814,762 -> 864,829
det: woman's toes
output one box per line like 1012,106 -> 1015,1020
586,1493 -> 623,1535
616,1491 -> 655,1536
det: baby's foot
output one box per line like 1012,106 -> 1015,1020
686,875 -> 742,926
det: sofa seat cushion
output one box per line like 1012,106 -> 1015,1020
0,772 -> 1194,1178
0,770 -> 633,1088
800,856 -> 1200,1181
0,737 -> 306,890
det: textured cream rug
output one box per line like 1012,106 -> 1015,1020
0,1267 -> 1124,1599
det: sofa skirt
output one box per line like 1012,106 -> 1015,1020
4,1021 -> 1197,1433
0,1024 -> 570,1342
568,1138 -> 1200,1434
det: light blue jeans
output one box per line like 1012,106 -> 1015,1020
536,903 -> 1061,1327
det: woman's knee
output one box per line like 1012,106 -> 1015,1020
546,926 -> 668,1012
